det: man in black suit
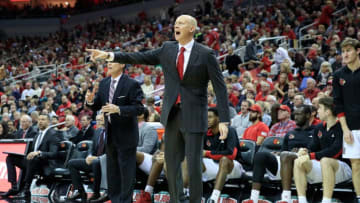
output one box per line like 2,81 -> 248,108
85,62 -> 144,203
2,115 -> 37,196
70,115 -> 94,144
86,14 -> 230,203
2,114 -> 62,198
14,115 -> 37,139
67,114 -> 107,203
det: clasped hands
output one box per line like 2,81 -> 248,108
27,151 -> 41,160
296,148 -> 310,166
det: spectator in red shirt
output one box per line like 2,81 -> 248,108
259,49 -> 273,73
282,24 -> 296,40
255,81 -> 271,102
243,104 -> 269,145
56,95 -> 72,119
318,0 -> 335,26
205,28 -> 220,54
303,78 -> 320,101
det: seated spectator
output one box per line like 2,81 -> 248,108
299,64 -> 312,91
268,105 -> 296,137
317,61 -> 332,90
256,101 -> 272,127
274,73 -> 289,100
56,95 -> 72,119
282,88 -> 297,111
259,49 -> 272,73
231,100 -> 252,139
14,115 -> 37,139
61,115 -> 80,140
293,97 -> 352,203
0,121 -> 12,139
255,81 -> 271,102
67,114 -> 108,203
242,104 -> 269,146
303,78 -> 320,101
224,46 -> 242,76
200,108 -> 242,203
70,115 -> 94,144
141,75 -> 155,97
243,105 -> 314,203
137,108 -> 158,154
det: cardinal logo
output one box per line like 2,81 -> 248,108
206,140 -> 211,147
317,131 -> 322,138
273,138 -> 280,145
240,141 -> 246,147
339,78 -> 346,86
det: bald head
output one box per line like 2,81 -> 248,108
174,15 -> 197,45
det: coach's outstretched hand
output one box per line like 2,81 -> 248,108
86,49 -> 109,62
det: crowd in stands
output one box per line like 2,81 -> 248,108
0,0 -> 360,202
0,0 -> 144,19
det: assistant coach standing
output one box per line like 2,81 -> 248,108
87,15 -> 230,203
85,62 -> 144,203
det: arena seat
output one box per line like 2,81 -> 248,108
258,137 -> 283,153
237,139 -> 256,171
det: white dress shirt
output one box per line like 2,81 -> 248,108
176,39 -> 195,75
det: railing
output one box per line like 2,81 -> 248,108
298,6 -> 349,49
298,22 -> 316,50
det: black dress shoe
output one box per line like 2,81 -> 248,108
88,193 -> 100,201
67,190 -> 87,201
89,194 -> 109,203
13,189 -> 30,199
1,188 -> 19,197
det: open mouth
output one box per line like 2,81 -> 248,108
175,31 -> 181,35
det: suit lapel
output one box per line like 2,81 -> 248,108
170,43 -> 181,81
104,77 -> 111,103
183,42 -> 199,80
112,74 -> 127,103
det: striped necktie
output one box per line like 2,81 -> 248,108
109,79 -> 117,104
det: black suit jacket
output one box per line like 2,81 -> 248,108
113,41 -> 230,132
32,128 -> 63,168
87,74 -> 144,149
70,125 -> 95,144
14,126 -> 37,139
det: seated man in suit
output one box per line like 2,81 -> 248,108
61,115 -> 79,140
14,115 -> 37,139
2,115 -> 38,196
137,108 -> 158,154
67,114 -> 107,203
70,115 -> 94,144
3,114 -> 63,198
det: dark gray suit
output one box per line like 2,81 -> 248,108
113,41 -> 229,203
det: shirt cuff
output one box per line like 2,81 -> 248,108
205,150 -> 211,158
337,112 -> 345,118
106,52 -> 115,62
310,152 -> 316,160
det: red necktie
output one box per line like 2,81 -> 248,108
175,47 -> 186,104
